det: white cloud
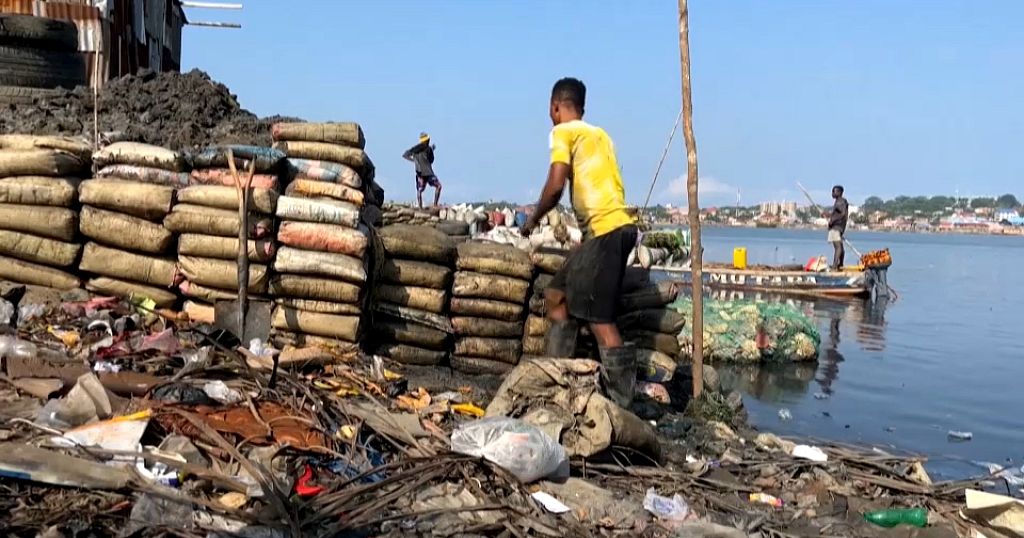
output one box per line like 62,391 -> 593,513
661,175 -> 738,204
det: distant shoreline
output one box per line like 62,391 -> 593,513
653,222 -> 1024,236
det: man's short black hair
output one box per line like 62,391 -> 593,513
833,185 -> 844,195
552,78 -> 586,111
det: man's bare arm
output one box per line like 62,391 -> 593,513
522,162 -> 570,235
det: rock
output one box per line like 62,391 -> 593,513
702,364 -> 721,392
725,390 -> 744,412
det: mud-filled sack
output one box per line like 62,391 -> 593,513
380,259 -> 451,289
163,204 -> 273,238
375,343 -> 446,366
0,230 -> 79,267
451,356 -> 516,375
379,224 -> 455,265
190,145 -> 286,172
271,306 -> 360,341
456,242 -> 533,280
177,185 -> 277,214
375,319 -> 449,350
0,255 -> 79,289
79,179 -> 175,221
79,206 -> 173,254
268,274 -> 361,304
0,203 -> 76,241
453,337 -> 521,364
93,142 -> 188,171
286,179 -> 364,206
377,284 -> 446,314
273,141 -> 368,170
189,168 -> 279,190
452,271 -> 530,304
276,196 -> 359,228
273,247 -> 366,284
272,122 -> 365,148
277,222 -> 368,257
450,297 -> 523,321
79,243 -> 179,287
178,256 -> 269,293
283,159 -> 361,188
86,277 -> 177,308
0,134 -> 92,161
0,176 -> 78,206
96,164 -> 190,187
177,234 -> 276,263
0,149 -> 86,177
452,317 -> 523,338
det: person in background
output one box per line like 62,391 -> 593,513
402,132 -> 441,208
826,185 -> 849,270
520,77 -> 639,408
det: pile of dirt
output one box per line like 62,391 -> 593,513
0,69 -> 300,151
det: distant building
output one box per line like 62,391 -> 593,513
996,208 -> 1020,222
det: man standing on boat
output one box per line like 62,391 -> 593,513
520,77 -> 639,408
402,132 -> 441,208
826,185 -> 849,270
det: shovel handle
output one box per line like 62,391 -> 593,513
226,150 -> 257,340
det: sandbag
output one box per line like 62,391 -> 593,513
620,281 -> 681,312
377,284 -> 446,314
451,356 -> 514,375
449,297 -> 523,321
486,358 -> 661,460
0,255 -> 78,289
78,179 -> 174,220
0,230 -> 79,267
375,320 -> 448,350
272,141 -> 368,170
522,336 -> 545,356
177,234 -> 276,263
452,271 -> 530,303
178,280 -> 235,302
623,266 -> 652,295
96,164 -> 190,187
79,243 -> 178,287
380,259 -> 450,289
272,122 -> 365,148
454,337 -> 521,364
93,142 -> 187,171
0,176 -> 78,206
0,149 -> 85,177
625,330 -> 680,357
373,303 -> 453,334
286,179 -> 364,206
163,204 -> 273,238
638,349 -> 677,383
619,308 -> 685,334
451,317 -> 524,338
191,145 -> 286,172
79,206 -> 173,254
532,274 -> 554,297
273,298 -> 361,316
0,134 -> 92,161
183,301 -> 215,324
177,185 -> 277,214
378,224 -> 454,265
277,221 -> 368,257
525,315 -> 550,337
455,242 -> 533,280
189,168 -> 279,190
273,246 -> 366,283
531,249 -> 567,274
271,332 -> 360,356
86,277 -> 177,308
276,196 -> 359,227
271,307 -> 360,341
0,203 -> 76,241
529,295 -> 545,316
376,343 -> 446,366
178,256 -> 268,294
268,274 -> 361,303
284,159 -> 361,188
435,220 -> 469,236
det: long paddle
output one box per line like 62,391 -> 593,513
796,182 -> 863,259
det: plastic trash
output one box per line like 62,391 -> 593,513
863,507 -> 928,528
643,488 -> 691,526
450,416 -> 567,483
791,444 -> 828,462
203,380 -> 244,404
0,298 -> 13,325
813,392 -> 830,400
17,303 -> 46,326
948,430 -> 973,441
749,493 -> 784,507
0,335 -> 37,361
778,408 -> 792,421
532,491 -> 571,514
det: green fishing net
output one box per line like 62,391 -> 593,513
672,297 -> 820,363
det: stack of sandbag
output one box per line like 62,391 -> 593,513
0,135 -> 90,290
373,224 -> 455,366
619,279 -> 684,387
521,247 -> 568,357
450,241 -> 532,375
433,220 -> 470,243
77,142 -> 187,306
166,145 -> 284,321
382,203 -> 437,226
268,123 -> 374,349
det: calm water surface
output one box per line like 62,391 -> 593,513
686,227 -> 1023,479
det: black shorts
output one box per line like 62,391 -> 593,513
548,224 -> 638,324
416,174 -> 441,191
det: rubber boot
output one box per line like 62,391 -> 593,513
600,344 -> 637,408
544,319 -> 578,358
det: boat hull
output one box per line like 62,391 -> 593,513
652,266 -> 872,298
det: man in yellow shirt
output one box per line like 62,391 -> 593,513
521,77 -> 639,407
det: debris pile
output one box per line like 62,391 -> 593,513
450,241 -> 532,374
0,135 -> 88,290
0,69 -> 291,150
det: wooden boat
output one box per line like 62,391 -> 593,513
651,264 -> 889,298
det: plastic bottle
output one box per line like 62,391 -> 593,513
863,507 -> 928,528
0,335 -> 37,360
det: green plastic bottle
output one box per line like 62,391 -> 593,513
863,507 -> 928,528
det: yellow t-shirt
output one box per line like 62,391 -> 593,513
549,120 -> 633,238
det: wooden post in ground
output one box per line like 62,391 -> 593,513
677,0 -> 704,399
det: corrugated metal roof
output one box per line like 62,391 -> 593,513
0,0 -> 42,15
40,2 -> 103,52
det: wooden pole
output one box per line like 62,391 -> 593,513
678,0 -> 704,399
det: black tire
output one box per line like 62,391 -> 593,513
0,45 -> 85,89
0,14 -> 79,52
0,84 -> 61,104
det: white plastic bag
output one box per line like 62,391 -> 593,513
450,417 -> 567,483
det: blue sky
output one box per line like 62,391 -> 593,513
181,1 -> 1023,207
